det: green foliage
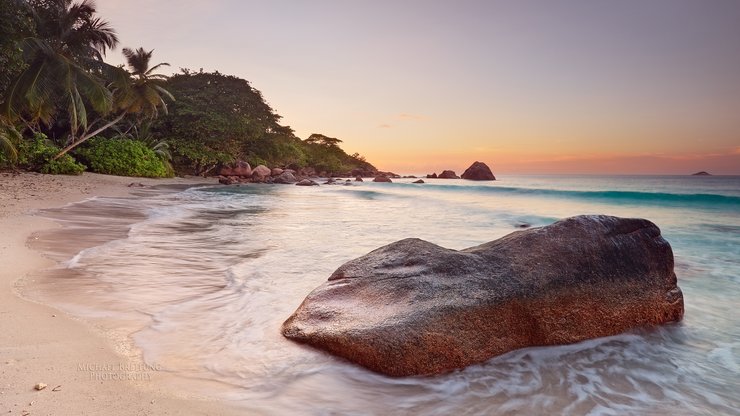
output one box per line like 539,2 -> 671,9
301,134 -> 376,175
40,154 -> 85,175
153,70 -> 376,176
3,0 -> 117,136
111,47 -> 173,118
21,133 -> 60,167
305,133 -> 342,147
0,122 -> 21,165
5,132 -> 85,174
0,2 -> 380,177
112,120 -> 174,173
0,0 -> 33,98
152,70 -> 290,175
76,137 -> 173,178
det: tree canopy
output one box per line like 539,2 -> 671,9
0,1 -> 378,177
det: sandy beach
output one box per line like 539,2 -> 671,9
0,172 -> 243,415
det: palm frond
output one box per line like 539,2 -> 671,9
146,62 -> 170,75
153,84 -> 175,102
0,124 -> 21,164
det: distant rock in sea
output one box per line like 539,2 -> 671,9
426,173 -> 437,179
373,176 -> 392,183
692,171 -> 711,176
461,161 -> 496,181
438,170 -> 459,179
282,215 -> 684,377
295,179 -> 319,186
412,179 -> 425,184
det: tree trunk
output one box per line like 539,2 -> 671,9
52,113 -> 126,160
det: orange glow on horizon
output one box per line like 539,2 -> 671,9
368,149 -> 740,176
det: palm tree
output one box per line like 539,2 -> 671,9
2,0 -> 117,138
52,47 -> 174,159
114,47 -> 173,118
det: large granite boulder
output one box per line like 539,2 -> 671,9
273,171 -> 298,184
282,215 -> 684,377
438,170 -> 459,179
461,161 -> 496,181
251,165 -> 271,182
219,161 -> 251,177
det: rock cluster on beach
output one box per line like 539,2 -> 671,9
282,215 -> 685,377
216,161 -> 401,185
216,160 -> 498,185
427,161 -> 496,181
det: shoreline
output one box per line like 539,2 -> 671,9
0,172 -> 244,415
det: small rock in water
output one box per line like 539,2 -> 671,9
437,170 -> 459,179
296,179 -> 319,186
412,179 -> 425,184
127,182 -> 146,188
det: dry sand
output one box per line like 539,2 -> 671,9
0,172 -> 245,415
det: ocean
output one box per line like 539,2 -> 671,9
29,175 -> 740,415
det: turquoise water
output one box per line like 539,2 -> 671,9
35,175 -> 740,415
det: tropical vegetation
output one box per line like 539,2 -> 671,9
0,0 -> 376,177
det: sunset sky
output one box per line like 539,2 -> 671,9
97,0 -> 740,174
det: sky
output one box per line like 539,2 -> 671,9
96,0 -> 740,174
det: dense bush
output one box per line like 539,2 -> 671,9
76,137 -> 173,178
40,154 -> 86,175
5,133 -> 86,175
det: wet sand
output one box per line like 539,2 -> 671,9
0,172 -> 244,415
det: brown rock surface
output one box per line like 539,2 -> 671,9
295,179 -> 319,186
251,165 -> 271,181
282,215 -> 684,377
273,171 -> 298,184
219,161 -> 251,177
461,161 -> 496,181
438,170 -> 459,179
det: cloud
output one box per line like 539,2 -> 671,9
378,124 -> 392,129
